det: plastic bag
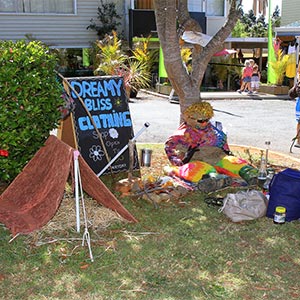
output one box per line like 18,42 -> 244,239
219,190 -> 268,222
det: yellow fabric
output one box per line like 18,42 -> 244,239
286,53 -> 296,78
215,155 -> 249,176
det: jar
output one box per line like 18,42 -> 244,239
273,206 -> 286,224
140,149 -> 152,167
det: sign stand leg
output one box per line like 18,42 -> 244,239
73,150 -> 94,262
74,151 -> 80,233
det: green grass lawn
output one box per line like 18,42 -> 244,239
1,144 -> 300,300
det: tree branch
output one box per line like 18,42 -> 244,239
193,0 -> 241,83
154,0 -> 190,97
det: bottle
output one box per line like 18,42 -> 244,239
263,169 -> 275,194
239,165 -> 258,185
257,156 -> 267,187
258,156 -> 267,180
273,206 -> 286,224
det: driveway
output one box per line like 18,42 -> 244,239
128,91 -> 299,159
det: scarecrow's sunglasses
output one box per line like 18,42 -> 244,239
197,119 -> 209,123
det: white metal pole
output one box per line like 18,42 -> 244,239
97,122 -> 150,177
73,150 -> 81,233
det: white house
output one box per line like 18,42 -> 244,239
0,0 -> 103,48
0,0 -> 229,49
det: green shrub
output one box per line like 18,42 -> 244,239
0,40 -> 64,182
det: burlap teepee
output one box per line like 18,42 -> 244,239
0,135 -> 137,236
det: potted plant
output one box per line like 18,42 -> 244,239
87,0 -> 121,39
211,56 -> 230,90
269,49 -> 289,86
93,31 -> 152,98
260,49 -> 290,95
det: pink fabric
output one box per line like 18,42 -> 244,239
243,66 -> 253,78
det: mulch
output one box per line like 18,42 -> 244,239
1,145 -> 300,194
1,144 -> 300,246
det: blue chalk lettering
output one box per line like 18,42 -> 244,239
84,99 -> 93,111
123,111 -> 132,126
106,113 -> 115,128
103,79 -> 123,96
112,79 -> 123,96
97,81 -> 107,97
70,81 -> 82,98
90,81 -> 98,96
99,114 -> 109,128
104,98 -> 112,110
92,115 -> 101,129
113,112 -> 123,127
82,81 -> 92,97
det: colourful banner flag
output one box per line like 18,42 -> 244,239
267,0 -> 277,84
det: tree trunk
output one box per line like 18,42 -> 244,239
153,0 -> 241,122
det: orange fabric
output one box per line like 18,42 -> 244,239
214,166 -> 240,178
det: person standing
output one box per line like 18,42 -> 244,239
286,40 -> 297,88
237,60 -> 253,93
251,63 -> 260,94
288,82 -> 300,147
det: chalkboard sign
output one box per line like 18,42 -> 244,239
67,76 -> 139,176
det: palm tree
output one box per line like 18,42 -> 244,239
252,0 -> 268,16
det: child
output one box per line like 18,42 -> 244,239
251,63 -> 260,94
288,82 -> 300,148
237,60 -> 253,93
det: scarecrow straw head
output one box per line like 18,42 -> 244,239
183,102 -> 214,127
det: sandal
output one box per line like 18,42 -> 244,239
204,196 -> 224,207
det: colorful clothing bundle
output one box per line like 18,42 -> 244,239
165,122 -> 256,184
165,122 -> 230,167
166,156 -> 250,183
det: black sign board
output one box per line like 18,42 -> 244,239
67,76 -> 139,176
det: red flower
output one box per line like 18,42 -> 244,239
0,150 -> 9,157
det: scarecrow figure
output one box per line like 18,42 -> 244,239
164,102 -> 258,190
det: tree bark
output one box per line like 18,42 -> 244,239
154,0 -> 241,122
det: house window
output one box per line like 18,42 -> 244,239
0,0 -> 75,14
187,0 -> 225,16
206,0 -> 224,16
188,0 -> 205,12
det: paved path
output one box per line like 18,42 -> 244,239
128,90 -> 300,160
